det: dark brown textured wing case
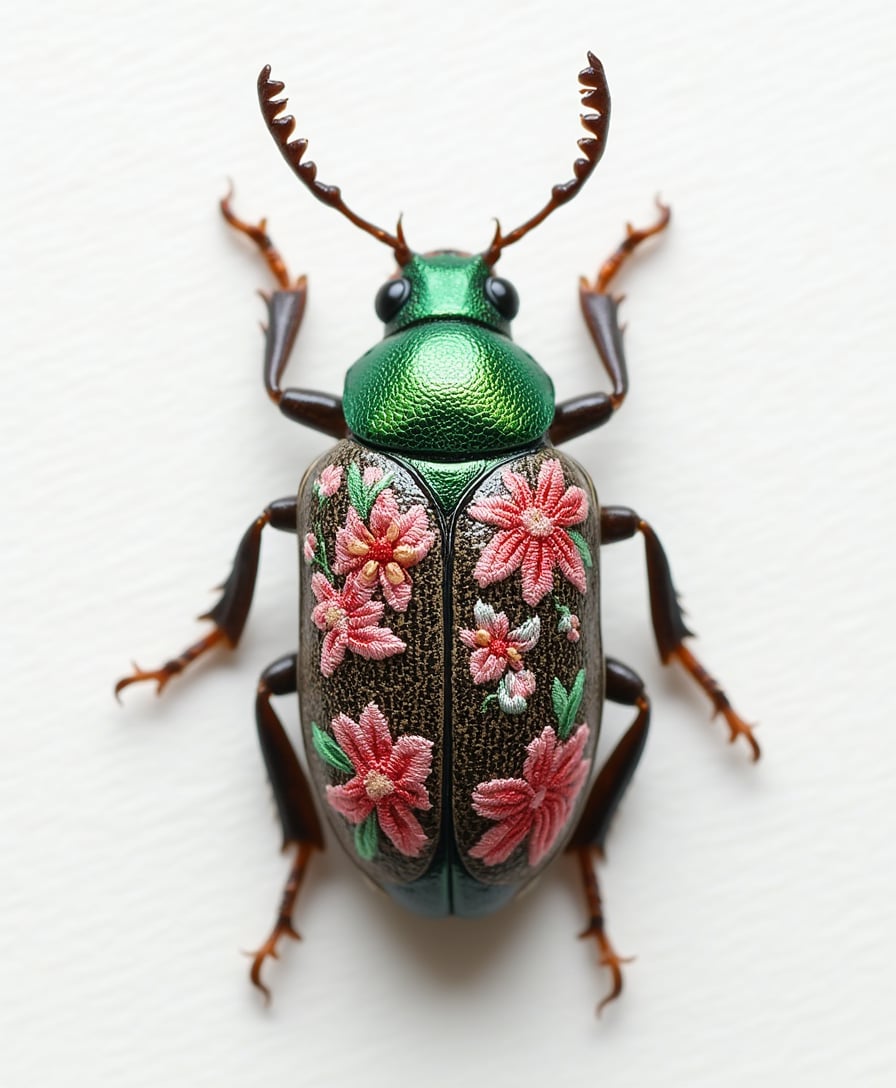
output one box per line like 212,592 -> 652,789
297,441 -> 445,886
449,447 -> 602,886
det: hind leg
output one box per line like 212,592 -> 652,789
568,657 -> 651,1014
248,652 -> 324,1002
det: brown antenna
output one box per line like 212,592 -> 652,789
482,52 -> 611,266
258,66 -> 413,265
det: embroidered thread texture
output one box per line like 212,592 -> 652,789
307,457 -> 435,675
459,599 -> 541,716
312,704 -> 434,859
468,458 -> 591,606
469,666 -> 589,866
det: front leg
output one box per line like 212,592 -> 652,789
550,201 -> 670,445
221,191 -> 347,438
115,498 -> 297,697
601,506 -> 760,760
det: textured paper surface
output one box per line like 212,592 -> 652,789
3,1 -> 895,1084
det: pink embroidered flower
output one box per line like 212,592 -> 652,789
469,724 -> 590,867
558,609 -> 581,643
310,572 -> 406,676
335,490 -> 436,612
362,465 -> 384,486
303,531 -> 317,562
326,703 -> 433,857
469,458 -> 589,606
459,600 -> 540,684
497,669 -> 537,715
315,464 -> 343,498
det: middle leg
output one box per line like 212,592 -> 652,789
601,506 -> 759,760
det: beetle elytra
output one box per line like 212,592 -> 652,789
116,52 -> 759,1013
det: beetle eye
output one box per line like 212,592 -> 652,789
374,277 -> 411,322
484,276 -> 520,321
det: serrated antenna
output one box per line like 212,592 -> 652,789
258,66 -> 414,265
482,52 -> 611,265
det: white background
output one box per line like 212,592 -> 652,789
3,1 -> 894,1084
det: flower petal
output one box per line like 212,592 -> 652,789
468,810 -> 533,865
386,735 -> 434,810
501,469 -> 534,510
519,538 -> 555,605
471,777 -> 532,821
326,777 -> 374,824
522,726 -> 559,789
550,530 -> 587,593
507,615 -> 541,652
331,706 -> 389,771
534,459 -> 566,513
380,570 -> 412,612
377,799 -> 429,857
551,485 -> 589,528
474,529 -> 527,587
320,628 -> 347,677
466,496 -> 523,530
469,646 -> 507,684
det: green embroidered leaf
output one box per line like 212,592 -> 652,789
480,693 -> 498,714
560,668 -> 586,739
312,524 -> 332,578
354,813 -> 379,860
365,472 -> 394,506
551,677 -> 568,723
567,529 -> 593,569
347,462 -> 367,516
552,669 -> 587,739
311,723 -> 354,775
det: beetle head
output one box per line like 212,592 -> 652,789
374,253 -> 519,337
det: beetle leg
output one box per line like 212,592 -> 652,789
600,506 -> 760,760
221,186 -> 298,290
550,201 -> 670,445
569,657 -> 649,1014
221,189 -> 348,437
114,498 -> 297,698
248,652 -> 323,1003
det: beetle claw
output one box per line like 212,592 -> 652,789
721,709 -> 761,762
114,663 -> 172,699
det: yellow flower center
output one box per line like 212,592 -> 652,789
324,606 -> 346,628
364,770 -> 395,801
521,507 -> 554,537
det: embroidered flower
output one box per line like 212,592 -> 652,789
324,703 -> 433,857
335,489 -> 436,612
303,531 -> 317,562
459,599 -> 540,684
469,724 -> 590,867
310,572 -> 406,676
497,669 -> 537,715
469,458 -> 590,606
362,465 -> 384,486
557,606 -> 581,643
315,464 -> 343,499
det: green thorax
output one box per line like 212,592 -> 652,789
343,254 -> 554,459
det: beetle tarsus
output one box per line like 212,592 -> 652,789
220,186 -> 298,291
671,643 -> 761,761
587,198 -> 671,295
247,841 -> 314,1003
114,628 -> 228,699
574,846 -> 632,1016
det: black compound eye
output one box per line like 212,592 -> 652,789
484,276 -> 520,321
374,277 -> 411,322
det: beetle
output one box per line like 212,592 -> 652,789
116,52 -> 759,1013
